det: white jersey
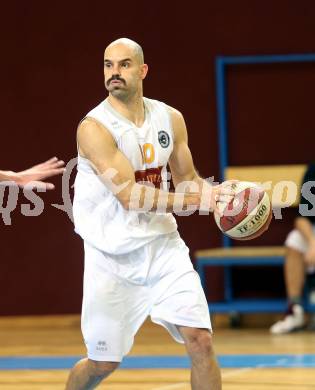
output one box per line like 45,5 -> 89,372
73,97 -> 178,255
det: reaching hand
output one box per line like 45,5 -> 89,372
13,157 -> 65,190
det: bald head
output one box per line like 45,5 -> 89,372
103,38 -> 148,101
105,38 -> 144,64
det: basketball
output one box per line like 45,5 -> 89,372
214,181 -> 272,240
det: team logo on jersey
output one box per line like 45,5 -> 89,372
158,131 -> 170,148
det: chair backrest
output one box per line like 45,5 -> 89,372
225,164 -> 306,207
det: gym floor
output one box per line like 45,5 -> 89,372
0,315 -> 314,389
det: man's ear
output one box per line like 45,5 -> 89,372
141,64 -> 148,80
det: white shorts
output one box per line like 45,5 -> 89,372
285,226 -> 315,273
81,232 -> 211,362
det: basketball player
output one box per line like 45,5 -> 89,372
0,157 -> 65,189
66,38 -> 235,390
270,163 -> 315,334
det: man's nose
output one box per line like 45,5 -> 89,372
112,64 -> 121,76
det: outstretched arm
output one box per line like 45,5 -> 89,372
0,157 -> 65,190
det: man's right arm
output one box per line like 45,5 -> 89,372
295,217 -> 315,265
77,118 -> 201,213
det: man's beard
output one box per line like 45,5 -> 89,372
106,78 -> 136,102
110,86 -> 132,102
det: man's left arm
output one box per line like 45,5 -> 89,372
168,106 -> 233,213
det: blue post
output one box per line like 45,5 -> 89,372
215,56 -> 231,248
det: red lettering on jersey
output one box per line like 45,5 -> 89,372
135,166 -> 163,188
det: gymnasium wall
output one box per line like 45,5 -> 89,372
1,1 -> 315,314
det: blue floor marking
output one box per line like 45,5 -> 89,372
0,354 -> 315,370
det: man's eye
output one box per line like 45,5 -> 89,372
121,63 -> 129,68
104,63 -> 111,68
